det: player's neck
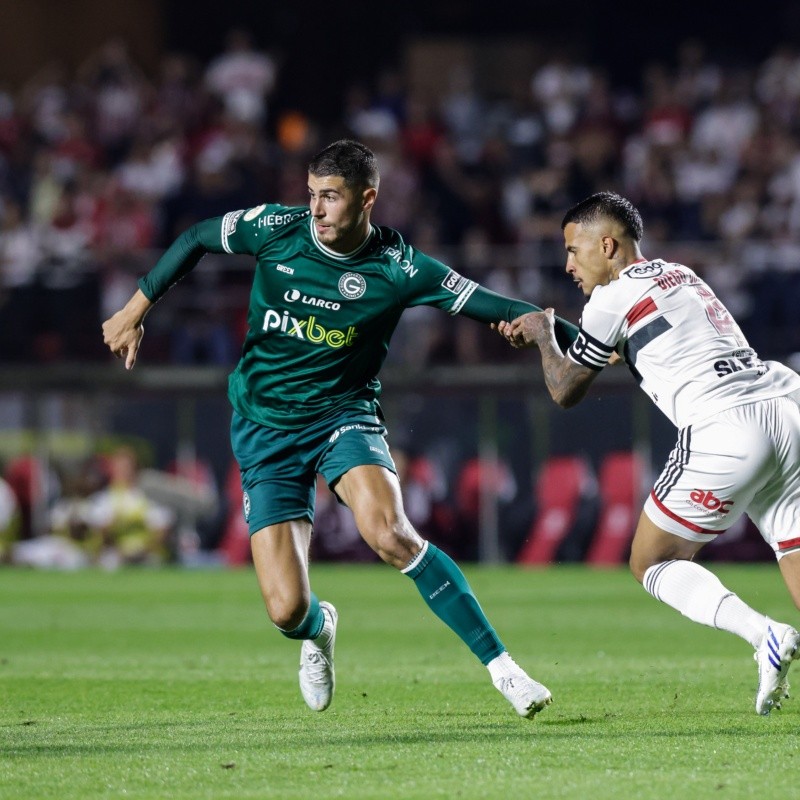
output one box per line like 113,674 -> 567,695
616,246 -> 645,274
328,222 -> 372,255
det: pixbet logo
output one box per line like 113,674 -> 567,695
262,309 -> 358,348
689,489 -> 733,514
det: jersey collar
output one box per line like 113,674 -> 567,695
309,218 -> 375,260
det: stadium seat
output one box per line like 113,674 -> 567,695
454,456 -> 518,561
585,450 -> 647,566
516,455 -> 596,565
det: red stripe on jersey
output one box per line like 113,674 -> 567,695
627,297 -> 658,326
649,490 -> 720,535
778,536 -> 800,551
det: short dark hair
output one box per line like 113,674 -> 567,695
308,139 -> 380,190
561,192 -> 644,241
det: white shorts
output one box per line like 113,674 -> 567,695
644,392 -> 800,560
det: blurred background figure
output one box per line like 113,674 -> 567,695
203,27 -> 277,127
81,445 -> 175,568
0,469 -> 20,564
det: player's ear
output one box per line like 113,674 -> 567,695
601,235 -> 618,258
362,187 -> 377,212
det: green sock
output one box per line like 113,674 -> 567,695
403,542 -> 505,665
277,592 -> 324,640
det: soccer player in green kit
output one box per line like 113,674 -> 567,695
103,139 -> 578,718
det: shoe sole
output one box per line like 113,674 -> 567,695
521,692 -> 553,719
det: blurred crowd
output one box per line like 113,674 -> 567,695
0,441 -> 517,568
2,32 -> 800,364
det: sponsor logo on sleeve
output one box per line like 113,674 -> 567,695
224,209 -> 244,235
221,209 -> 245,253
242,491 -> 251,521
338,272 -> 367,299
243,204 -> 267,221
441,270 -> 468,294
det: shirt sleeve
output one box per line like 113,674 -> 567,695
566,295 -> 623,370
460,285 -> 580,349
398,249 -> 580,349
138,205 -> 285,303
137,216 -> 229,303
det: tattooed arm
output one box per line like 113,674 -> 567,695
496,309 -> 599,409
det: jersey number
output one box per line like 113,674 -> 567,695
694,284 -> 734,336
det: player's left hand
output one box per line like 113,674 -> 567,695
495,310 -> 555,349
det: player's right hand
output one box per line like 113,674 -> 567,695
102,313 -> 144,370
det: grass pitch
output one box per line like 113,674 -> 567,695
1,563 -> 797,799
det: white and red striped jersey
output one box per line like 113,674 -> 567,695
566,259 -> 800,428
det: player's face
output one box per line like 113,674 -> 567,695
308,173 -> 376,253
563,221 -> 615,297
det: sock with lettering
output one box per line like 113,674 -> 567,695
402,541 -> 505,664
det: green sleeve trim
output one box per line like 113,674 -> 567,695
138,217 -> 224,303
461,284 -> 580,348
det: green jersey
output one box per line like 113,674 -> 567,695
139,203 -> 578,430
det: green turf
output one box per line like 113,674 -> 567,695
1,563 -> 797,799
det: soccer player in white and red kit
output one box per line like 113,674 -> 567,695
497,191 -> 800,715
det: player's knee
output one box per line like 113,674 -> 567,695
265,594 -> 308,631
628,550 -> 652,584
364,514 -> 419,567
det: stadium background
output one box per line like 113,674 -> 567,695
1,0 -> 800,568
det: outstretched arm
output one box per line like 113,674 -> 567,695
497,310 -> 599,408
460,285 -> 580,350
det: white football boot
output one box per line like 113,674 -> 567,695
754,620 -> 800,715
494,673 -> 553,719
298,601 -> 338,712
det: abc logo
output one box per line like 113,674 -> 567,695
690,489 -> 733,514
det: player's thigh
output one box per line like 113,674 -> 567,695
317,417 -> 413,533
747,394 -> 800,560
250,519 -> 313,625
334,464 -> 423,564
778,550 -> 800,610
334,463 -> 402,521
629,508 -> 705,582
645,410 -> 772,549
230,411 -> 317,535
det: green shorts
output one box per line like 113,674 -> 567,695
230,408 -> 396,534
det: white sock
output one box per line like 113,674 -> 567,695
314,605 -> 334,646
486,652 -> 526,685
643,560 -> 766,648
714,593 -> 767,649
